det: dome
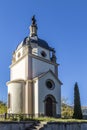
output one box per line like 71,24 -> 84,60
16,16 -> 53,51
16,37 -> 52,51
30,38 -> 51,50
16,37 -> 29,50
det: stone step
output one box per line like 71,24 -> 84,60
25,121 -> 47,130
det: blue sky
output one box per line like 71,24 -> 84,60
0,0 -> 87,105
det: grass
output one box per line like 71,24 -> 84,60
0,116 -> 87,123
33,117 -> 87,123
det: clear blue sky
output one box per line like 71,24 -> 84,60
0,0 -> 87,105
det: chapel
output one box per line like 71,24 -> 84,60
7,16 -> 62,117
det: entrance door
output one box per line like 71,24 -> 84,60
45,97 -> 53,116
45,95 -> 56,117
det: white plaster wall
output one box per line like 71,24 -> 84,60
15,47 -> 24,61
32,58 -> 55,78
38,72 -> 61,115
8,82 -> 24,113
11,58 -> 26,80
33,80 -> 39,115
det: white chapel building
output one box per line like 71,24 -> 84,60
7,16 -> 62,117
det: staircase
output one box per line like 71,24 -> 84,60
25,121 -> 47,130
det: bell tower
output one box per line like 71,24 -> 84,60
7,16 -> 62,117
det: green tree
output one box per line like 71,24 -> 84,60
0,101 -> 7,114
61,97 -> 73,118
73,82 -> 83,119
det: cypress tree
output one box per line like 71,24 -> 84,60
73,82 -> 83,119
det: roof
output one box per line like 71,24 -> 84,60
33,70 -> 63,85
16,36 -> 53,51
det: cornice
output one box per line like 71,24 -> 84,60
10,52 -> 28,68
6,79 -> 34,86
10,52 -> 59,68
30,53 -> 59,66
6,79 -> 26,86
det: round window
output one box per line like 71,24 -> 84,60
46,80 -> 55,90
41,51 -> 46,57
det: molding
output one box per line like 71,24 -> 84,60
6,79 -> 25,86
10,53 -> 28,68
6,79 -> 35,86
10,51 -> 59,68
33,70 -> 63,85
30,53 -> 59,66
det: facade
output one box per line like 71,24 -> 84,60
6,16 -> 62,117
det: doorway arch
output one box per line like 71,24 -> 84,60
44,95 -> 57,117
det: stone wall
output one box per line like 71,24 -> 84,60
0,121 -> 34,130
44,122 -> 87,130
0,121 -> 87,130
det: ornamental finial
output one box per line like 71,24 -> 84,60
32,15 -> 36,25
29,15 -> 38,37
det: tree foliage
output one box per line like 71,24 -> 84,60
61,97 -> 73,118
0,101 -> 7,114
73,82 -> 83,119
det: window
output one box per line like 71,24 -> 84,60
41,51 -> 47,57
46,79 -> 55,90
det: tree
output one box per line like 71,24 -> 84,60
61,97 -> 73,118
0,101 -> 7,114
73,82 -> 83,119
